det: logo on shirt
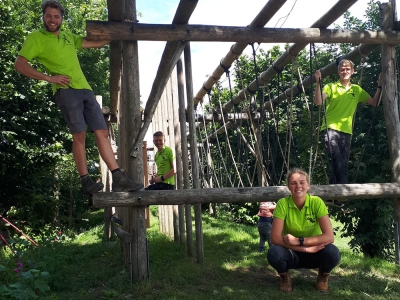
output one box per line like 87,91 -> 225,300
306,216 -> 315,223
62,35 -> 71,44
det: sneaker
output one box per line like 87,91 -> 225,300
325,199 -> 345,208
112,170 -> 143,192
81,175 -> 104,195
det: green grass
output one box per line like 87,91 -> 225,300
1,209 -> 400,300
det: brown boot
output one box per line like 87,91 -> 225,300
316,270 -> 330,292
278,271 -> 292,292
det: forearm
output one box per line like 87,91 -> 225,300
302,234 -> 334,246
370,86 -> 382,107
271,235 -> 312,253
82,38 -> 110,48
160,168 -> 176,180
15,57 -> 50,82
314,84 -> 323,105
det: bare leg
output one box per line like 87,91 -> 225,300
72,131 -> 88,176
93,129 -> 118,171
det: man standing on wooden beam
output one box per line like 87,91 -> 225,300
14,0 -> 143,195
146,131 -> 176,190
314,59 -> 382,207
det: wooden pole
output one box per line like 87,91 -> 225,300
93,183 -> 400,207
381,2 -> 400,265
185,42 -> 204,263
166,77 -> 176,239
177,57 -> 193,254
119,0 -> 148,281
171,69 -> 183,243
86,22 -> 400,45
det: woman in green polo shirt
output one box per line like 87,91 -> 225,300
267,168 -> 341,293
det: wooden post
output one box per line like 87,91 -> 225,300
177,57 -> 193,254
170,70 -> 181,243
118,0 -> 148,281
166,77 -> 176,239
185,42 -> 204,263
381,2 -> 400,265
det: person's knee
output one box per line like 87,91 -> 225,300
72,131 -> 86,144
322,244 -> 341,266
267,245 -> 284,265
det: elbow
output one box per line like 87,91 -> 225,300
270,235 -> 280,245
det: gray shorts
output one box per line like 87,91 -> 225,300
54,88 -> 107,133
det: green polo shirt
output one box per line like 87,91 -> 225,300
322,81 -> 370,134
18,29 -> 91,94
155,146 -> 175,185
273,194 -> 328,238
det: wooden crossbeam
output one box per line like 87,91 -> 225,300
86,22 -> 400,44
93,183 -> 400,208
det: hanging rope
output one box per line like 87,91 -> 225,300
235,58 -> 269,186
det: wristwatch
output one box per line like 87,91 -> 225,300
161,175 -> 165,181
299,237 -> 304,246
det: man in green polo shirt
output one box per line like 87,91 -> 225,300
14,0 -> 143,195
146,131 -> 176,190
314,59 -> 382,207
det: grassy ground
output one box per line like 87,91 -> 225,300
2,208 -> 400,300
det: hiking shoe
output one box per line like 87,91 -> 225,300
112,170 -> 143,192
81,175 -> 104,195
316,270 -> 330,292
325,200 -> 345,208
278,271 -> 292,292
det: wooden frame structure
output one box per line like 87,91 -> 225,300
89,0 -> 400,282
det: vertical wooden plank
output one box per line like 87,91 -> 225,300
172,67 -> 184,243
167,75 -> 179,241
177,57 -> 191,249
184,43 -> 204,263
381,2 -> 400,265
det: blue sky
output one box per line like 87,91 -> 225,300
134,0 -> 374,143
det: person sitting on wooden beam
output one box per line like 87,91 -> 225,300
146,131 -> 176,190
314,59 -> 382,207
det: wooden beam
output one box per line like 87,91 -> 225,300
93,183 -> 400,207
87,22 -> 400,44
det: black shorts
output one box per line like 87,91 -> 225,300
54,88 -> 107,133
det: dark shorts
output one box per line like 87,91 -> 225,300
54,88 -> 107,133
